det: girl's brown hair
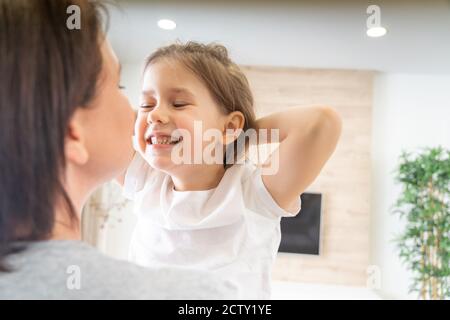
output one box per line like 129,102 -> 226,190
144,41 -> 257,167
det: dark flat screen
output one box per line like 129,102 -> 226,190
278,192 -> 322,255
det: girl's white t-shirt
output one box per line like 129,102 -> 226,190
123,153 -> 301,299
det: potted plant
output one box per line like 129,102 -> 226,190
392,146 -> 450,300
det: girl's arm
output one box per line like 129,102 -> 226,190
255,106 -> 342,212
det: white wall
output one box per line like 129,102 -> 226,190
120,61 -> 145,110
371,73 -> 450,299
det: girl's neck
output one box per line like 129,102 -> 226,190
171,164 -> 226,191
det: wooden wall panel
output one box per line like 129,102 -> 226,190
242,66 -> 373,286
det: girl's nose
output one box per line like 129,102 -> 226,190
147,105 -> 169,124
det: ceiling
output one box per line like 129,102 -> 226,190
107,0 -> 450,74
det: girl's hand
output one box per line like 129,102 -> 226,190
256,106 -> 342,212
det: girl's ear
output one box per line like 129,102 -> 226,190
65,115 -> 89,166
223,111 -> 245,145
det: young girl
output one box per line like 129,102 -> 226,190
121,42 -> 342,299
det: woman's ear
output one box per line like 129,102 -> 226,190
65,115 -> 89,165
223,111 -> 245,145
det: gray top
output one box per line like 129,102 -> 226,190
0,240 -> 238,300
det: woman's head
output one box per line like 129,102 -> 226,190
0,0 -> 134,270
135,42 -> 256,174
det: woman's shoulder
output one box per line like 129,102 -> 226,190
0,240 -> 238,299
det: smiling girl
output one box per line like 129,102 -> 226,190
122,42 -> 342,299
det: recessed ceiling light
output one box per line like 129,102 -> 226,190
366,26 -> 387,37
157,19 -> 176,30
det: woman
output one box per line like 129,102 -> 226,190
0,0 -> 236,299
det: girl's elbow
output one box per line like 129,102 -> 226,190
315,106 -> 343,136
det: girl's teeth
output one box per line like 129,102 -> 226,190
150,136 -> 180,145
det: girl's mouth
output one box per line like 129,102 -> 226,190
145,135 -> 183,146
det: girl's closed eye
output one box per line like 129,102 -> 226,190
140,104 -> 155,111
140,98 -> 156,111
172,101 -> 190,108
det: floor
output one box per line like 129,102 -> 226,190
271,281 -> 383,300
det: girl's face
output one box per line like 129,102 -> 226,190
135,59 -> 228,173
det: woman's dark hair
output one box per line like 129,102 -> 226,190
0,0 -> 107,271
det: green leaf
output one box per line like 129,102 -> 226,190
391,146 -> 450,299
